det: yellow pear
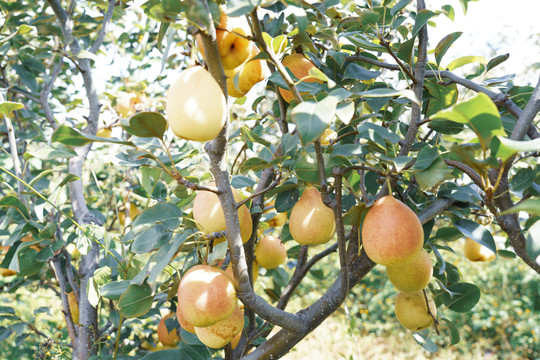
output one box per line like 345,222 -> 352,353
177,265 -> 237,327
463,238 -> 496,262
96,128 -> 112,138
157,312 -> 180,346
192,182 -> 253,244
116,92 -> 146,118
386,249 -> 433,293
361,196 -> 424,266
176,306 -> 195,334
320,128 -> 337,146
166,66 -> 226,142
289,187 -> 336,245
278,53 -> 323,103
225,47 -> 270,98
254,235 -> 287,269
394,290 -> 436,332
194,305 -> 244,349
197,12 -> 253,70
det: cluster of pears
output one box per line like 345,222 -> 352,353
362,195 -> 436,332
176,264 -> 244,349
196,10 -> 269,98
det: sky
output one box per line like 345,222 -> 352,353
424,0 -> 540,84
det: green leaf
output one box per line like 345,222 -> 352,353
291,96 -> 338,145
492,136 -> 540,162
344,35 -> 386,52
274,187 -> 299,213
52,125 -> 133,147
343,63 -> 380,81
486,53 -> 510,72
147,231 -> 190,285
131,203 -> 183,234
442,282 -> 481,312
435,32 -> 462,65
24,144 -> 77,160
336,101 -> 356,125
356,121 -> 401,145
57,174 -> 80,188
239,158 -> 270,173
441,318 -> 461,345
0,195 -> 30,219
454,219 -> 496,253
445,55 -> 487,71
226,0 -> 261,17
424,80 -> 459,117
431,93 -> 505,149
118,283 -> 154,318
131,224 -> 172,254
438,185 -> 481,203
121,112 -> 167,139
294,152 -> 350,184
390,0 -> 413,16
356,88 -> 420,105
101,280 -> 130,300
412,332 -> 438,352
411,9 -> 437,37
442,5 -> 455,21
140,343 -> 212,360
525,220 -> 540,261
500,198 -> 540,216
414,157 -> 452,191
411,146 -> 439,170
0,101 -> 24,116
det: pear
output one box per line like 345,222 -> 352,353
166,66 -> 226,142
394,290 -> 436,331
254,235 -> 287,269
361,196 -> 424,266
177,265 -> 237,327
289,187 -> 336,245
192,182 -> 252,244
278,53 -> 323,103
463,238 -> 496,262
386,249 -> 433,293
194,305 -> 244,349
157,312 -> 180,346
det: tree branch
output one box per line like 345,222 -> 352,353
40,56 -> 64,130
510,75 -> 540,141
89,0 -> 116,54
398,0 -> 428,157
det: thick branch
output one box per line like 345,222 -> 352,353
199,1 -> 303,333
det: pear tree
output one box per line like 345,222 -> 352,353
0,0 -> 539,359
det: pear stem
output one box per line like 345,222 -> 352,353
386,176 -> 393,196
422,289 -> 439,335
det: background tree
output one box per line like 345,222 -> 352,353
0,0 -> 539,359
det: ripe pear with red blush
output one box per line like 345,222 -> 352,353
177,265 -> 237,327
361,195 -> 424,266
289,187 -> 336,245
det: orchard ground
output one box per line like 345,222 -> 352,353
1,245 -> 538,359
